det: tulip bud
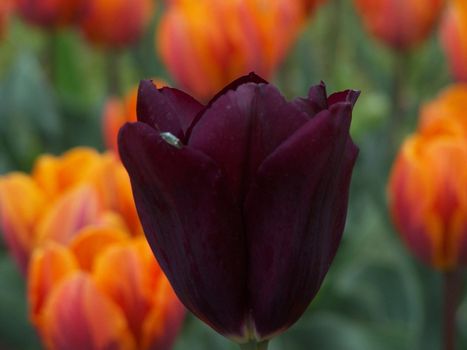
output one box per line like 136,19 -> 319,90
354,0 -> 445,50
157,0 -> 305,100
80,0 -> 154,48
28,232 -> 185,350
16,0 -> 84,28
389,85 -> 467,270
118,73 -> 359,343
440,0 -> 467,82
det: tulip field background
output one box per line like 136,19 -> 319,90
0,1 -> 465,349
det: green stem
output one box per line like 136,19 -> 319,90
106,50 -> 122,96
442,270 -> 461,350
239,340 -> 269,350
389,51 -> 409,153
324,0 -> 342,80
43,29 -> 58,84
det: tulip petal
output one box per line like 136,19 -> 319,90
41,273 -> 136,350
245,103 -> 358,338
204,73 -> 268,110
118,122 -> 248,338
184,73 -> 269,140
69,227 -> 128,271
328,89 -> 361,107
92,237 -> 160,342
28,242 -> 79,324
136,80 -> 203,139
0,173 -> 46,274
291,82 -> 328,117
36,185 -> 102,245
142,278 -> 185,350
189,83 -> 309,203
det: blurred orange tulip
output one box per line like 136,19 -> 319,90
0,0 -> 14,38
16,0 -> 84,28
301,0 -> 327,15
389,85 -> 467,270
354,0 -> 445,50
103,88 -> 138,154
440,0 -> 467,82
29,230 -> 185,350
80,0 -> 154,48
157,0 -> 305,100
0,148 -> 141,274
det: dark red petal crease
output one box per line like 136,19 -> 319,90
292,82 -> 328,117
245,103 -> 358,339
118,122 -> 247,338
188,83 -> 309,203
185,73 -> 268,140
136,80 -> 204,139
328,89 -> 361,107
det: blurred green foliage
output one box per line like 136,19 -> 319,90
0,0 -> 464,349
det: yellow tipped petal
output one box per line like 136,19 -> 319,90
141,277 -> 185,350
33,148 -> 102,198
36,185 -> 102,246
0,173 -> 47,273
28,242 -> 79,324
69,227 -> 128,271
92,237 -> 160,344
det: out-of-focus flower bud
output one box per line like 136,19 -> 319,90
80,0 -> 154,48
157,0 -> 305,100
0,0 -> 14,38
301,0 -> 327,15
28,232 -> 185,350
16,0 -> 84,29
0,148 -> 141,274
103,88 -> 138,154
354,0 -> 445,50
0,174 -> 47,273
440,0 -> 467,82
389,84 -> 467,270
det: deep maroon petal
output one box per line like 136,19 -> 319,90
292,82 -> 328,117
188,83 -> 309,204
136,80 -> 204,139
185,73 -> 268,140
118,122 -> 247,338
207,72 -> 268,109
245,103 -> 359,339
328,89 -> 360,107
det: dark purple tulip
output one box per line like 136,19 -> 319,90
118,73 -> 359,344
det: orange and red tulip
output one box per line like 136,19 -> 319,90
28,231 -> 184,350
440,0 -> 467,82
0,0 -> 14,38
103,88 -> 138,154
157,0 -> 305,101
301,0 -> 327,15
80,0 -> 154,48
16,0 -> 84,28
0,148 -> 140,274
389,85 -> 467,270
354,0 -> 445,50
